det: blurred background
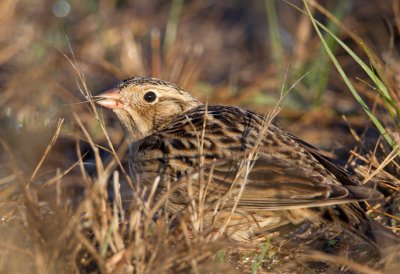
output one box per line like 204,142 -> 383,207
0,0 -> 399,273
1,0 -> 399,166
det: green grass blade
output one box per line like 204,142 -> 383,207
265,0 -> 284,77
251,239 -> 270,274
303,0 -> 395,148
164,0 -> 184,53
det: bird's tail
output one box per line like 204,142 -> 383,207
325,203 -> 400,257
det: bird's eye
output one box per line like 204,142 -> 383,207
143,91 -> 157,103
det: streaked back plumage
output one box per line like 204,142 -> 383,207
96,77 -> 398,247
129,105 -> 383,241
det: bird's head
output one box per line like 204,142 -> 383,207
95,76 -> 202,140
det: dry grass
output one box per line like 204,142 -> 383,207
1,1 -> 400,273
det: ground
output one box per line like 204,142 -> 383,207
0,1 -> 399,273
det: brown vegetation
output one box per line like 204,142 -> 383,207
0,1 -> 399,273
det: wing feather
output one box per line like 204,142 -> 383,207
134,105 -> 383,210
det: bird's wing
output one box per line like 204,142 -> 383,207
144,105 -> 383,210
284,131 -> 361,187
199,151 -> 383,210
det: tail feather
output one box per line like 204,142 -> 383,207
325,204 -> 400,256
366,218 -> 400,254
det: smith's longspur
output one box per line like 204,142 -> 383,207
95,76 -> 398,250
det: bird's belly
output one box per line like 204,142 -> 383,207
202,208 -> 322,242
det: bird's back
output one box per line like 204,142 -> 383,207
130,105 -> 381,208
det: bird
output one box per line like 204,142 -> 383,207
94,76 -> 398,249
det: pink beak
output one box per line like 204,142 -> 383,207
94,88 -> 123,109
